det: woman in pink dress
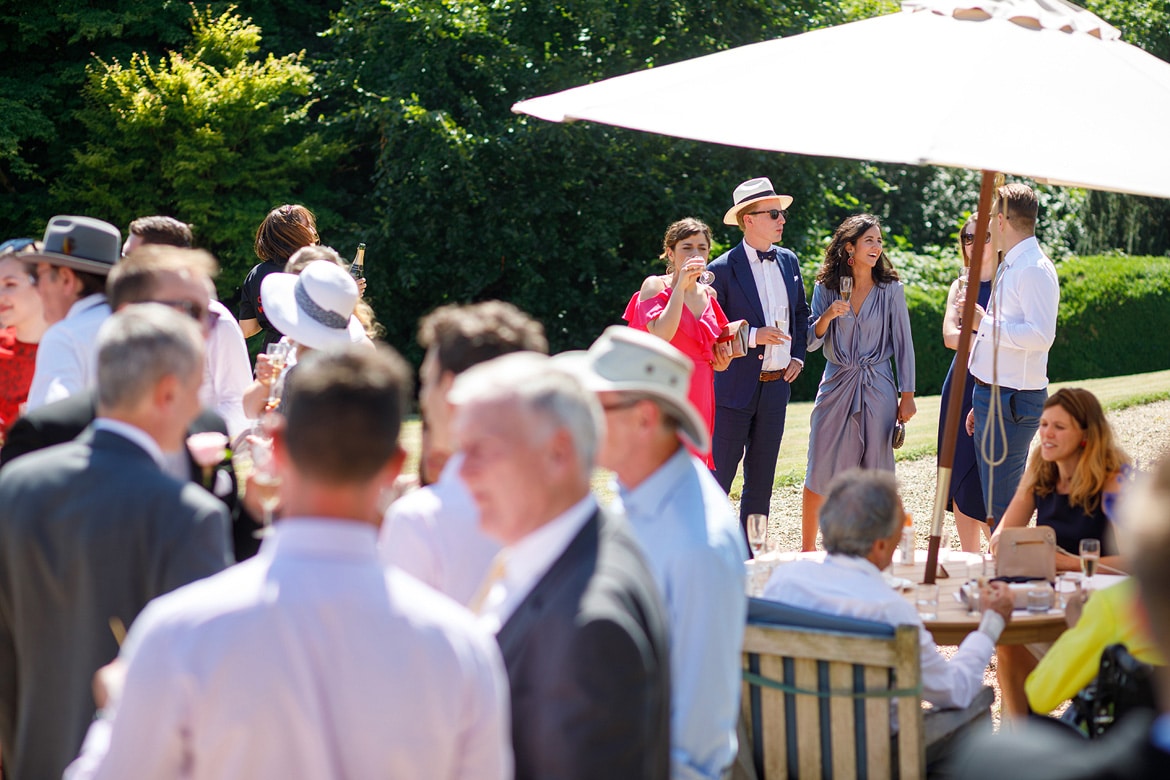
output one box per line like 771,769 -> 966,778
623,217 -> 732,466
0,240 -> 48,443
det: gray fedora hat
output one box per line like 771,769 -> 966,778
28,215 -> 121,276
555,325 -> 709,455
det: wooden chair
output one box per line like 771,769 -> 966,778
739,599 -> 993,779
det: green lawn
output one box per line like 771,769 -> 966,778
397,368 -> 1170,498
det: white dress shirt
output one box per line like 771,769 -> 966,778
762,554 -> 1004,711
968,236 -> 1059,390
26,294 -> 111,410
744,243 -> 793,370
66,518 -> 513,780
612,448 -> 747,780
478,494 -> 596,634
200,300 -> 251,440
380,453 -> 501,605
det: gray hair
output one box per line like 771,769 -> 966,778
819,469 -> 904,557
449,351 -> 603,479
96,304 -> 204,410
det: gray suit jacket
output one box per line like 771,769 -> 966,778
497,506 -> 671,780
0,428 -> 232,780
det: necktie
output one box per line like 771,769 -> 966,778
758,248 -> 778,263
467,553 -> 508,615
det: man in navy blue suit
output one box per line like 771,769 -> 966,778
708,177 -> 808,548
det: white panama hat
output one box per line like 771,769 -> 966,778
555,325 -> 709,455
722,177 -> 794,226
260,260 -> 365,350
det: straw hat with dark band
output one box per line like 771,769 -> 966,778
722,177 -> 794,226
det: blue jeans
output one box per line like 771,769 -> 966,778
971,384 -> 1047,526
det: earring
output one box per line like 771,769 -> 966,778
847,253 -> 855,266
1081,439 -> 1088,447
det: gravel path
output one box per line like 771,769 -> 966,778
759,399 -> 1170,552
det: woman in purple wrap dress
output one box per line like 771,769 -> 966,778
801,214 -> 916,549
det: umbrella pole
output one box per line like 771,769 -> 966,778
922,170 -> 997,584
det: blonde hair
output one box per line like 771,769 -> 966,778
1024,388 -> 1129,514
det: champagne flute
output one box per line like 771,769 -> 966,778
1079,538 -> 1101,590
746,514 -> 768,558
263,341 -> 291,412
249,433 -> 282,539
775,303 -> 789,336
839,276 -> 853,318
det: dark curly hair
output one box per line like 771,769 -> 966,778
815,214 -> 899,292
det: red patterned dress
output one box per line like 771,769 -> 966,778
0,327 -> 38,438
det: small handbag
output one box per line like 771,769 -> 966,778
717,319 -> 750,359
996,526 -> 1057,582
892,421 -> 906,449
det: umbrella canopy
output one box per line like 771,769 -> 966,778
514,0 -> 1170,199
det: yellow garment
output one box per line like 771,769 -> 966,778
1025,579 -> 1163,713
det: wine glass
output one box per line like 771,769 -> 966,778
249,432 -> 282,539
1079,538 -> 1101,590
774,303 -> 789,336
957,266 -> 970,297
694,255 -> 715,286
746,514 -> 768,558
264,341 -> 291,412
839,276 -> 853,317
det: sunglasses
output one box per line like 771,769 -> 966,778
961,231 -> 991,246
746,209 -> 787,221
0,238 -> 36,254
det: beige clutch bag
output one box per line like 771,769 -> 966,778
717,319 -> 749,359
997,526 -> 1057,582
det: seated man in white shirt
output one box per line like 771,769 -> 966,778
66,345 -> 512,780
763,468 -> 1014,712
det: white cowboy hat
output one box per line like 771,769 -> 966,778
722,177 -> 794,226
555,325 -> 709,455
27,215 -> 121,275
260,260 -> 365,350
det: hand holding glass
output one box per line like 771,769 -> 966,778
264,342 -> 291,412
839,276 -> 853,317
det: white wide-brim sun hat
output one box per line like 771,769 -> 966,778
260,260 -> 366,350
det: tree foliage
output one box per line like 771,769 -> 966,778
59,5 -> 346,295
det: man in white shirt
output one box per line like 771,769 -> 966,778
708,177 -> 809,548
124,215 -> 251,439
763,468 -> 1014,712
67,345 -> 512,780
0,305 -> 232,780
558,326 -> 747,780
965,182 -> 1059,526
451,352 -> 670,780
25,215 -> 118,409
380,300 -> 547,604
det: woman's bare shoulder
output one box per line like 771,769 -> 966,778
638,274 -> 669,301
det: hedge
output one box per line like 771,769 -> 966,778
788,254 -> 1170,403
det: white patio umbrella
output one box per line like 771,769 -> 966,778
514,0 -> 1170,582
514,0 -> 1170,200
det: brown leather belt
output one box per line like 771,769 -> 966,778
973,377 -> 1023,392
759,370 -> 785,383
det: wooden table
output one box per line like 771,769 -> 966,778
747,550 -> 1070,647
890,552 -> 1068,646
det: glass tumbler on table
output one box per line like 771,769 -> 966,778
746,514 -> 768,559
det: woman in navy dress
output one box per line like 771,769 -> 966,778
938,213 -> 995,552
802,214 -> 916,550
989,387 -> 1130,716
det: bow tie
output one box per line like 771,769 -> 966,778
758,249 -> 778,263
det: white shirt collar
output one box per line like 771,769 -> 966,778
481,493 -> 596,631
68,292 -> 108,318
92,417 -> 169,471
1001,235 -> 1039,267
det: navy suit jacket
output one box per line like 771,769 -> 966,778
496,506 -> 670,780
708,241 -> 808,409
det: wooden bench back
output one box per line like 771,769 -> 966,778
742,622 -> 924,779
